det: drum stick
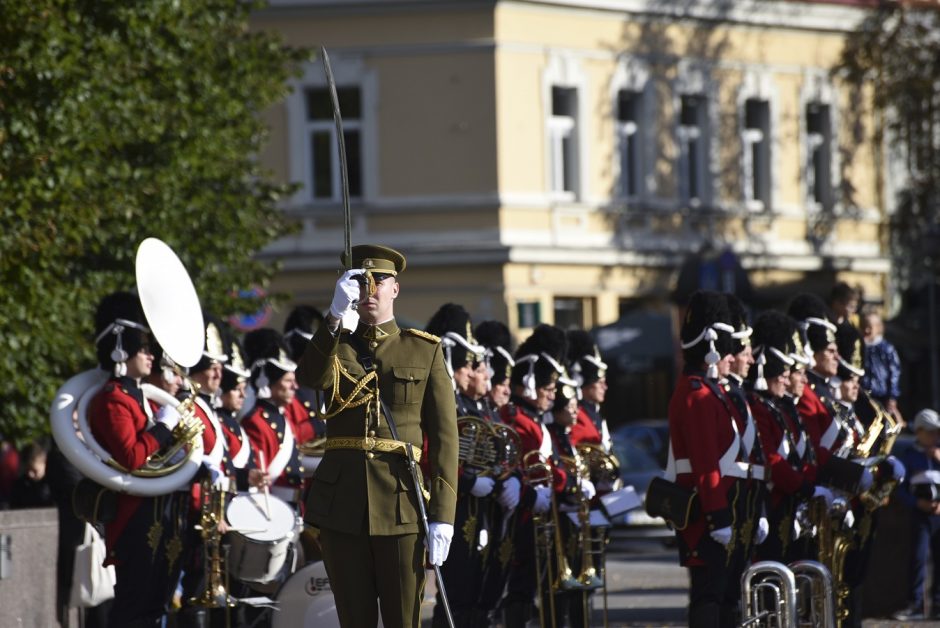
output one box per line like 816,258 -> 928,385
258,450 -> 272,521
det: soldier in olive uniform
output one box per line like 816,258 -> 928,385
297,245 -> 459,628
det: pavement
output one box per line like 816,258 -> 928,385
418,529 -> 940,627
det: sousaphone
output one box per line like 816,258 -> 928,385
50,238 -> 207,496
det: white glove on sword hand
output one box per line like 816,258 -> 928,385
427,522 -> 454,566
330,268 -> 366,321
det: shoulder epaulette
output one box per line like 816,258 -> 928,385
404,328 -> 440,343
690,379 -> 703,391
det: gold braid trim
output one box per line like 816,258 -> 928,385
318,354 -> 377,420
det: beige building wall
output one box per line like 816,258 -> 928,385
253,0 -> 891,337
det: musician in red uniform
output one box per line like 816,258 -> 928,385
566,329 -> 610,451
667,290 -> 751,628
500,324 -> 590,628
748,311 -> 823,563
242,328 -> 306,506
424,303 -> 493,627
87,291 -> 188,628
283,305 -> 327,447
474,319 -> 523,623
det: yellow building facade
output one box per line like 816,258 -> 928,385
253,0 -> 889,338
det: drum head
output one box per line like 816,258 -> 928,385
226,492 -> 295,541
135,237 -> 204,368
273,561 -> 340,628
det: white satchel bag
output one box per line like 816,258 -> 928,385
69,523 -> 116,607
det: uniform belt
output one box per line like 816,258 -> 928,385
723,461 -> 765,481
324,437 -> 422,462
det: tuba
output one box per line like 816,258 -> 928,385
740,561 -> 799,628
457,416 -> 522,480
50,238 -> 208,496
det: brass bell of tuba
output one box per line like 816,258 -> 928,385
457,416 -> 522,480
50,238 -> 208,496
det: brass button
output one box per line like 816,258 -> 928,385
286,466 -> 292,473
368,430 -> 376,437
270,422 -> 277,429
299,465 -> 305,473
369,341 -> 378,349
263,412 -> 269,419
366,452 -> 375,460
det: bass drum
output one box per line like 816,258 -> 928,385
272,561 -> 385,628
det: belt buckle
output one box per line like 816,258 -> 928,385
364,436 -> 376,450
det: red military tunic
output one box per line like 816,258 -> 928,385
242,399 -> 305,494
499,397 -> 569,497
668,371 -> 745,566
569,406 -> 602,447
796,375 -> 836,467
88,377 -> 173,563
751,392 -> 815,507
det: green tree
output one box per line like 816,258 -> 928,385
0,1 -> 308,444
838,3 -> 940,293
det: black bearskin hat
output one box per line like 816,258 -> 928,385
94,291 -> 150,371
189,313 -> 229,375
787,293 -> 836,354
566,329 -> 607,386
475,320 -> 514,387
725,294 -> 752,355
835,321 -> 865,380
243,328 -> 296,395
283,305 -> 324,362
680,290 -> 733,369
426,303 -> 484,375
221,328 -> 251,393
512,324 -> 567,396
750,310 -> 796,385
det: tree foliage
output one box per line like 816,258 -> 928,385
0,1 -> 309,444
838,3 -> 940,290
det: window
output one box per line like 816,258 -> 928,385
805,102 -> 832,210
305,87 -> 362,201
517,301 -> 542,329
617,89 -> 642,199
549,87 -> 579,196
743,99 -> 771,211
678,95 -> 708,206
553,297 -> 594,330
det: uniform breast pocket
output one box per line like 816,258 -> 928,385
390,366 -> 427,405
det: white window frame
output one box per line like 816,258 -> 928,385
543,54 -> 588,202
800,74 -> 840,214
674,61 -> 716,209
286,57 -> 377,208
677,94 -> 707,207
612,57 -> 652,203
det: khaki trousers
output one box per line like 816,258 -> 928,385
319,526 -> 426,628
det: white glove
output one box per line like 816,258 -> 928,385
813,485 -> 834,507
497,477 -> 521,511
755,517 -> 769,545
427,522 -> 454,566
533,485 -> 552,514
887,455 -> 906,481
329,268 -> 366,320
858,468 -> 874,493
710,526 -> 733,546
842,509 -> 855,529
792,518 -> 802,540
579,478 -> 596,501
155,405 -> 181,431
470,476 -> 496,498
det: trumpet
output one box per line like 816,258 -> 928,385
191,478 -> 236,610
559,452 -> 603,591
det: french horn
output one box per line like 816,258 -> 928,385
457,416 -> 521,480
49,238 -> 207,496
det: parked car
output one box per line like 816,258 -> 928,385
608,419 -> 671,537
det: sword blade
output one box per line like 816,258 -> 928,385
320,46 -> 352,269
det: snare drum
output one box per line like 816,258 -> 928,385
272,561 -> 386,628
226,492 -> 296,584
